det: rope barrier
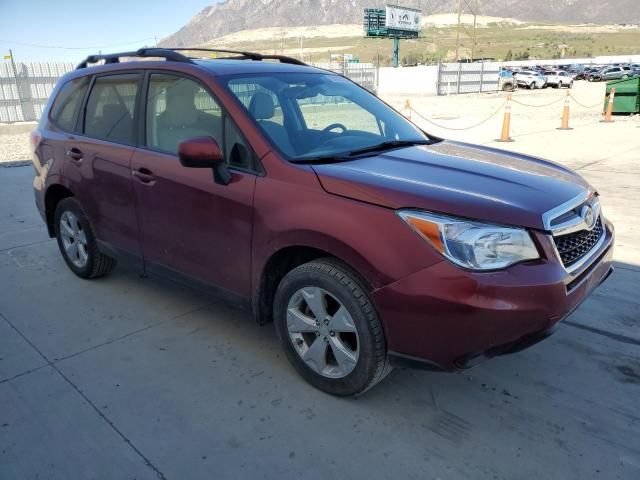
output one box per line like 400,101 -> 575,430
510,95 -> 567,108
408,99 -> 507,131
568,93 -> 603,109
404,89 -> 607,133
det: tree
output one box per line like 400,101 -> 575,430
505,49 -> 513,61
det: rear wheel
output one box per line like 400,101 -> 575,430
54,198 -> 116,279
274,258 -> 390,396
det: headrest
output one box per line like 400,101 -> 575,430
249,92 -> 275,120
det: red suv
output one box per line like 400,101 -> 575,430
32,48 -> 614,396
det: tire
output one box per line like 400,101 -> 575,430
529,82 -> 536,90
502,82 -> 514,92
273,258 -> 390,396
622,74 -> 629,79
54,197 -> 116,279
569,81 -> 574,88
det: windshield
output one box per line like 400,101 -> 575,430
222,72 -> 429,162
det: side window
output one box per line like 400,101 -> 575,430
50,77 -> 90,132
224,116 -> 255,171
84,74 -> 140,145
146,74 -> 222,155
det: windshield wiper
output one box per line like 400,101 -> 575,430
289,155 -> 351,165
344,140 -> 431,157
289,139 -> 431,165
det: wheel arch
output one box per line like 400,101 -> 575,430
253,240 -> 379,326
44,184 -> 74,237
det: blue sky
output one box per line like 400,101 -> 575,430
0,0 -> 218,62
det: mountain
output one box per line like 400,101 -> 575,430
160,0 -> 640,47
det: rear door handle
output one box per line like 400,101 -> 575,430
133,167 -> 156,185
66,147 -> 83,161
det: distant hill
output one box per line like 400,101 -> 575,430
160,0 -> 640,47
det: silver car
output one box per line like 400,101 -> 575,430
515,70 -> 547,89
545,70 -> 574,88
589,66 -> 632,82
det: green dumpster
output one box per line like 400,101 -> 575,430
604,77 -> 640,114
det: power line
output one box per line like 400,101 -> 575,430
0,38 -> 156,50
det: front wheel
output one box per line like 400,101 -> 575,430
54,197 -> 116,279
274,259 -> 390,396
529,82 -> 536,90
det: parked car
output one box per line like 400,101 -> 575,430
515,70 -> 547,89
566,65 -> 585,79
499,69 -> 517,91
31,48 -> 615,396
545,70 -> 574,88
588,66 -> 632,82
574,67 -> 596,80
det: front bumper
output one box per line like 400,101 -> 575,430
374,219 -> 615,371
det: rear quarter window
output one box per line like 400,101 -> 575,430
49,77 -> 90,132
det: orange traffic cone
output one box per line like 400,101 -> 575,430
557,91 -> 573,130
601,88 -> 616,123
497,95 -> 514,142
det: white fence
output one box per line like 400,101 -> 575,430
0,62 -> 75,123
2,55 -> 639,123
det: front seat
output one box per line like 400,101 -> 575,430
155,80 -> 219,153
248,92 -> 294,156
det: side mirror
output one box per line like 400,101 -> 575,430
178,136 -> 231,185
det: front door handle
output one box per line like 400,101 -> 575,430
133,167 -> 156,185
66,147 -> 83,161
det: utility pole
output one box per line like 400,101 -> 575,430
455,0 -> 479,62
471,0 -> 478,61
8,49 -> 26,122
455,0 -> 462,62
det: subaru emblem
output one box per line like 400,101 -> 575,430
581,205 -> 596,230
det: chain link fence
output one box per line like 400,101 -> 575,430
0,60 -> 378,124
436,62 -> 502,96
0,61 -> 75,123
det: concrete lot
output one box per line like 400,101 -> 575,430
1,97 -> 640,478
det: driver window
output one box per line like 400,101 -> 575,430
146,74 -> 222,154
296,95 -> 381,135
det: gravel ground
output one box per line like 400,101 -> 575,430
0,122 -> 36,164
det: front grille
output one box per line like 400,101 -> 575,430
553,218 -> 604,268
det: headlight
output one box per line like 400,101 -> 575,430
398,210 -> 539,271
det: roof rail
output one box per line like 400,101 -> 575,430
167,47 -> 307,66
75,48 -> 194,69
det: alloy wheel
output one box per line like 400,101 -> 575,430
59,211 -> 88,268
286,286 -> 360,379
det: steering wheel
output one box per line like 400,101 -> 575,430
316,123 -> 348,146
321,123 -> 348,135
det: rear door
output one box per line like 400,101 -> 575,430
130,72 -> 257,298
64,73 -> 143,258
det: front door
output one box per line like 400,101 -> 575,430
131,72 -> 257,298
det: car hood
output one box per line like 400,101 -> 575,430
311,140 -> 593,230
